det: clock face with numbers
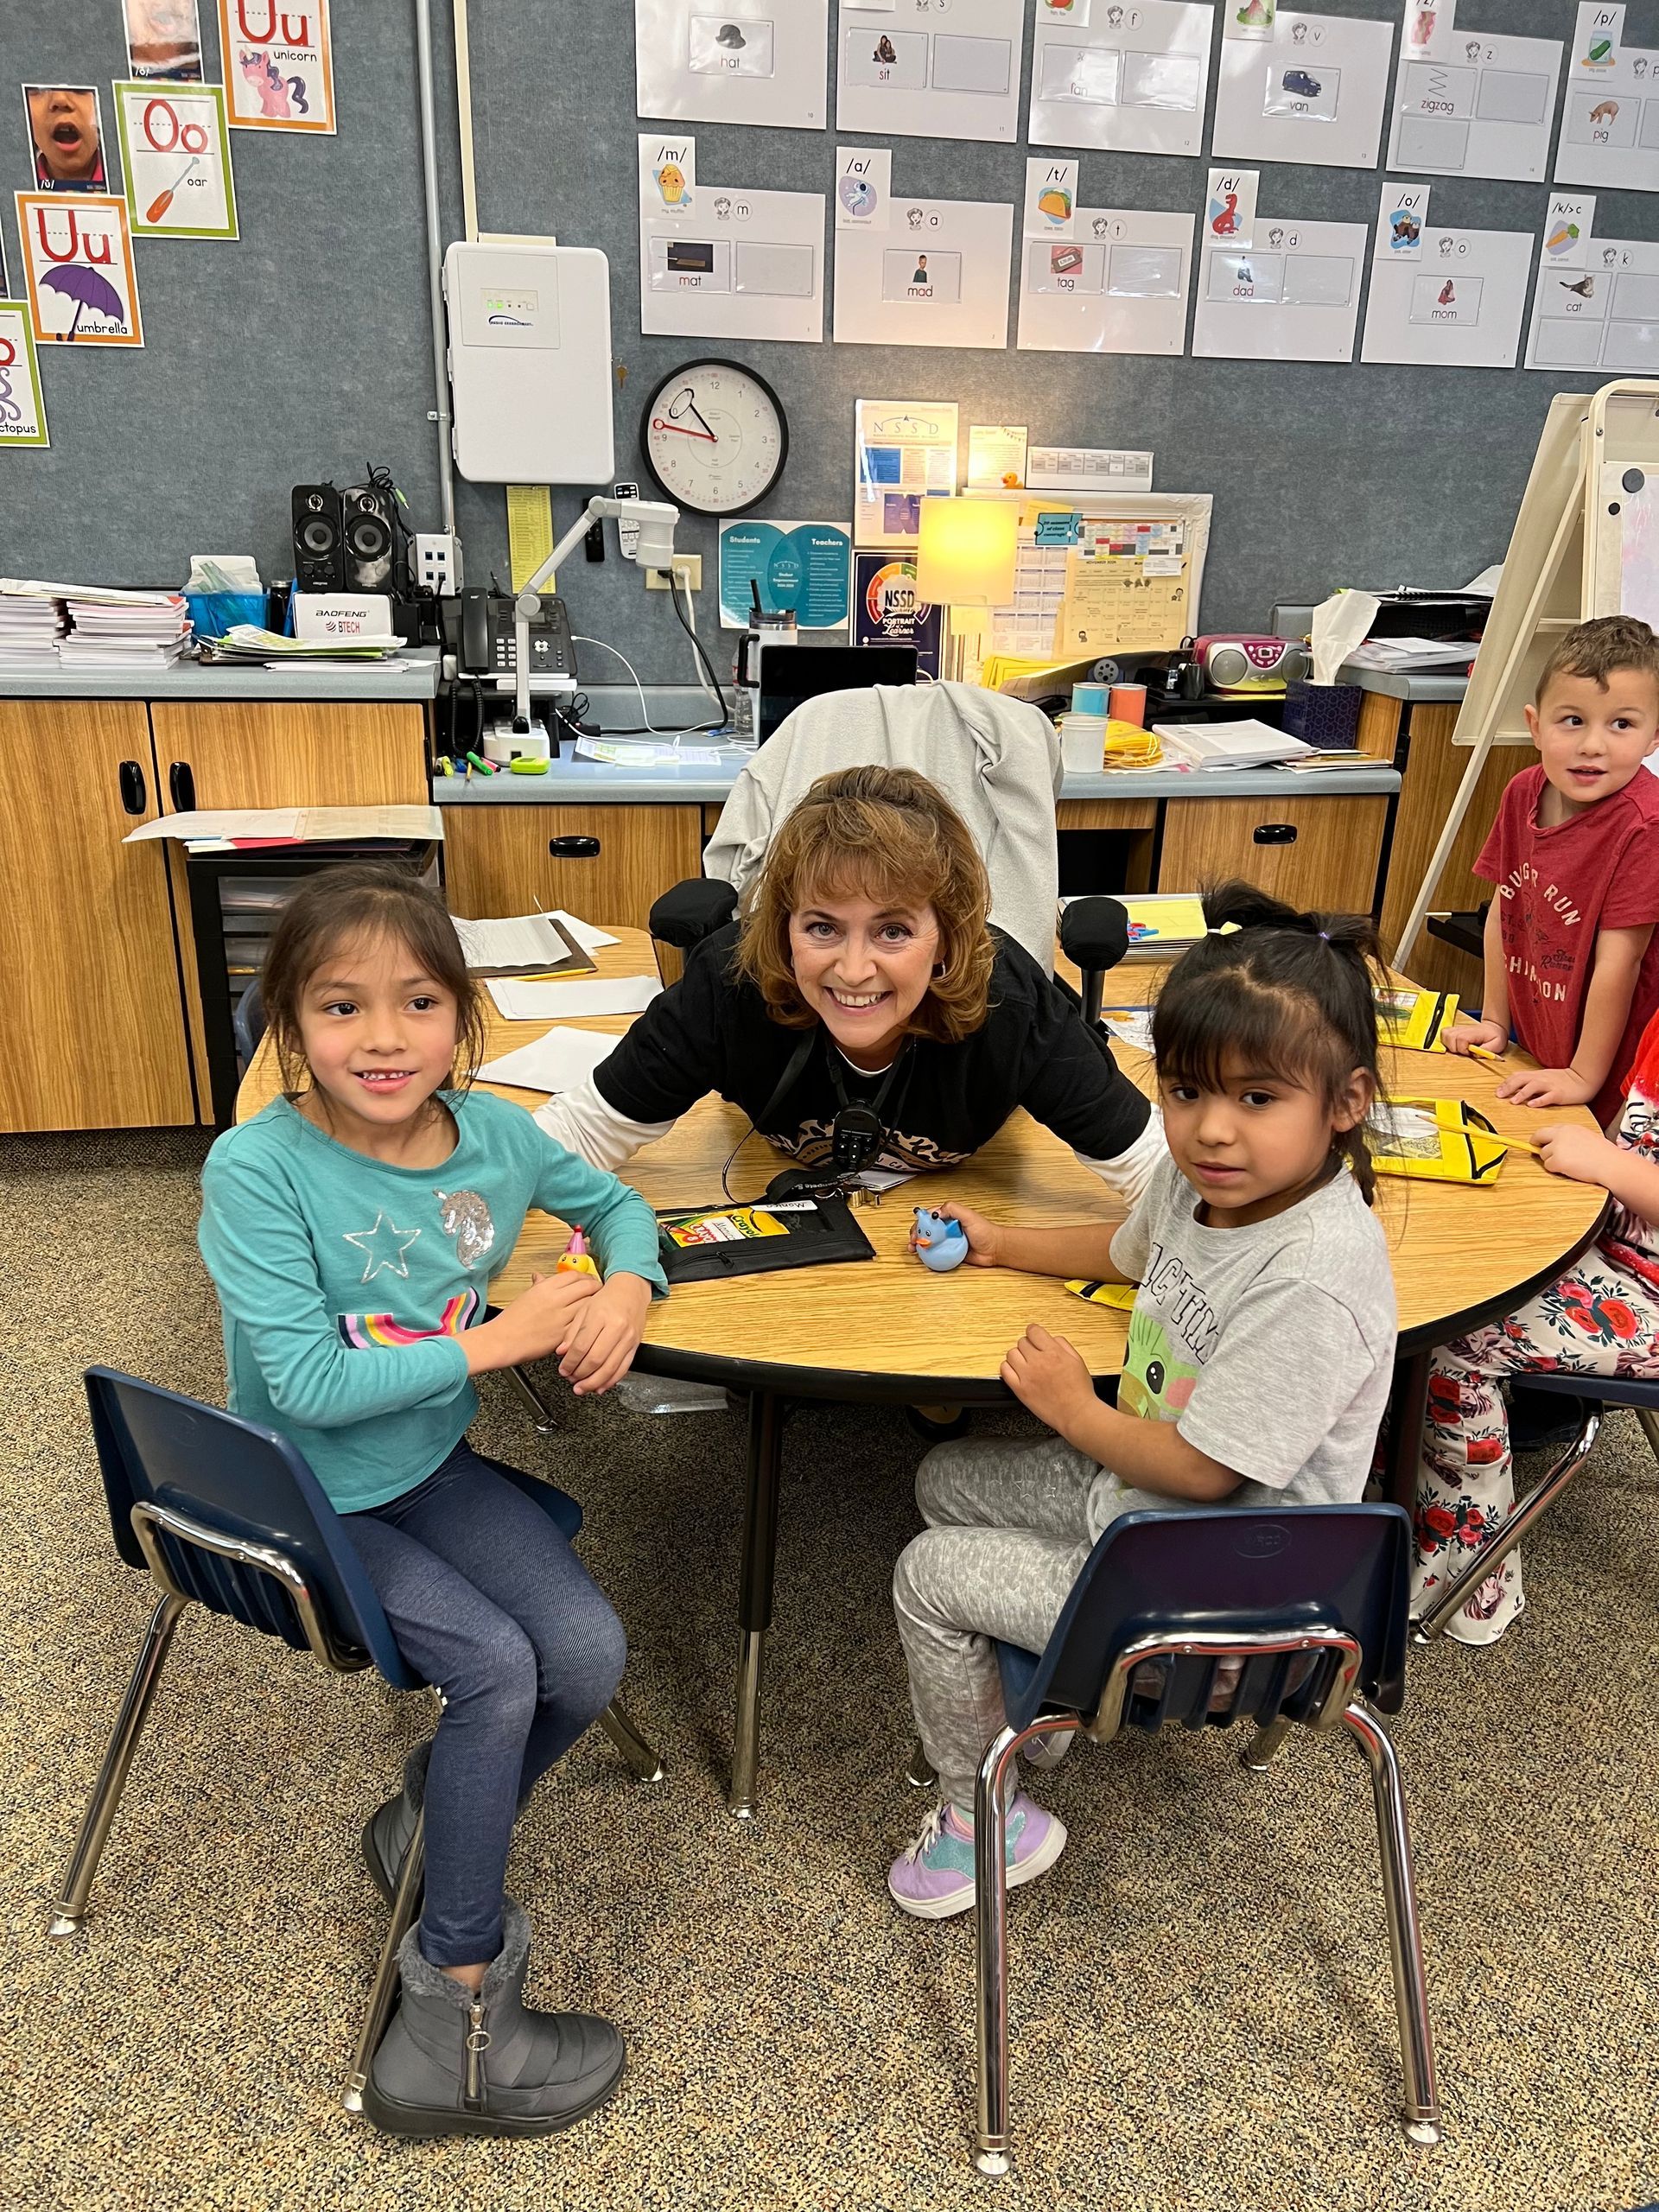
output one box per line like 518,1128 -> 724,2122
639,359 -> 789,517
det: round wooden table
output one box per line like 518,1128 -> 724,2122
240,926 -> 1606,1814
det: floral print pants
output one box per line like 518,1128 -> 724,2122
1415,1246 -> 1659,1644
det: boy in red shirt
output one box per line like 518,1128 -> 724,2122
1446,614 -> 1659,1124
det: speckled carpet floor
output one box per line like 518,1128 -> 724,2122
3,1129 -> 1656,2212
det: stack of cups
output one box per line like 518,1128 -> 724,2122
1059,680 -> 1110,772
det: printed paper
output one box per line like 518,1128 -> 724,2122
22,86 -> 113,193
1029,0 -> 1215,160
1206,164 -> 1258,248
1018,207 -> 1194,357
853,550 -> 943,677
1360,224 -> 1532,367
1211,10 -> 1395,169
719,520 -> 852,628
837,0 -> 1025,145
1403,1 -> 1455,59
0,304 -> 48,446
1527,209 -> 1659,374
219,0 -> 335,133
1192,208 -> 1367,362
836,146 -> 892,230
634,0 -> 830,130
855,397 -> 958,549
124,0 -> 206,79
1387,19 -> 1563,184
1226,0 -> 1276,35
1024,157 -> 1079,239
968,424 -> 1028,488
1376,178 -> 1431,258
114,82 -> 237,238
639,137 -> 824,345
834,195 -> 1014,350
16,194 -> 143,346
1027,446 -> 1153,490
1555,2 -> 1659,192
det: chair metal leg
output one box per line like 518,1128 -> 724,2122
1342,1700 -> 1442,2146
599,1698 -> 667,1784
906,1738 -> 938,1789
344,1808 -> 427,2113
505,1361 -> 561,1434
728,1391 -> 785,1821
973,1725 -> 1024,2177
1414,1409 -> 1600,1643
1637,1404 -> 1659,1468
1240,1714 -> 1294,1771
48,1593 -> 188,1937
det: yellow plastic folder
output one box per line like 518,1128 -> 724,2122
1065,1278 -> 1139,1309
1374,985 -> 1461,1052
1372,1097 -> 1510,1184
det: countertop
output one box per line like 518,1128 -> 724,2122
0,646 -> 442,702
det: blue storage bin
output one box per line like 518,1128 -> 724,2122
184,590 -> 267,641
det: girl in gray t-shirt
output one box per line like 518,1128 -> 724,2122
888,882 -> 1397,1922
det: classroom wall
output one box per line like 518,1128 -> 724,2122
4,1 -> 1654,681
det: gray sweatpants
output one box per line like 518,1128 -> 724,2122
892,1434 -> 1116,1813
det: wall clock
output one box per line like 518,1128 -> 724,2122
638,358 -> 788,517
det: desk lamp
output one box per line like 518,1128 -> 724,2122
488,493 -> 680,764
913,498 -> 1019,686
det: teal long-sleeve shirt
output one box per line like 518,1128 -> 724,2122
197,1090 -> 668,1514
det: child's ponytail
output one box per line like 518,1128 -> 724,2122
1152,880 -> 1383,1204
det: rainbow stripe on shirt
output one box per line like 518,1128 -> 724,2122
338,1288 -> 480,1349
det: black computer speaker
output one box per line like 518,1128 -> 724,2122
340,485 -> 395,592
291,484 -> 343,592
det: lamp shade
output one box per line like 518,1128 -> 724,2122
913,498 -> 1019,607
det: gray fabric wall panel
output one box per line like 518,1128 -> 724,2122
3,2 -> 1653,679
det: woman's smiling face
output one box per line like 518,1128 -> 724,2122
787,888 -> 941,1070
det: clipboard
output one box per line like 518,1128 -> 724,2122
655,1193 -> 876,1283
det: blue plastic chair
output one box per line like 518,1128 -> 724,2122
1414,1368 -> 1659,1641
966,1503 -> 1440,2177
51,1369 -> 665,2113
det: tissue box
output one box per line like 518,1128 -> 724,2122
183,590 -> 268,641
1282,680 -> 1363,750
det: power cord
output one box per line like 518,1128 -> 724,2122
668,569 -> 730,722
570,630 -> 728,740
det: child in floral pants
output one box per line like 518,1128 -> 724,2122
1415,1013 -> 1659,1643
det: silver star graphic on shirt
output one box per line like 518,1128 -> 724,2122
343,1211 -> 422,1282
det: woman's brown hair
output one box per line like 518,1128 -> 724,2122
734,765 -> 995,1042
260,867 -> 486,1102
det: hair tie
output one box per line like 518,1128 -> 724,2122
1318,930 -> 1331,941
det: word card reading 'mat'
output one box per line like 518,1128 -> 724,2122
113,80 -> 237,238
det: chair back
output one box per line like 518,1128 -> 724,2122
1001,1504 -> 1412,1738
700,683 -> 1062,971
85,1368 -> 418,1685
232,977 -> 266,1071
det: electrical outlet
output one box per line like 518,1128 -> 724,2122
646,555 -> 702,592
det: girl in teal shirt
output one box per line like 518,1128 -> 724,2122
197,868 -> 665,2140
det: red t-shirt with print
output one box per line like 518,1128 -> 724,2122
1475,762 -> 1659,1125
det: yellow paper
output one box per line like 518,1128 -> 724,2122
1122,894 -> 1206,945
1375,986 -> 1460,1052
1372,1097 -> 1509,1184
1058,547 -> 1190,657
507,483 -> 555,593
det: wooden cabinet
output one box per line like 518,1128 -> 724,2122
0,700 -> 195,1132
1158,793 -> 1389,913
149,701 -> 427,811
1378,702 -> 1526,995
444,804 -> 705,931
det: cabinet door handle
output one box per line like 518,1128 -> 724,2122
1253,823 -> 1297,845
118,760 -> 147,815
168,760 -> 197,813
549,835 -> 601,859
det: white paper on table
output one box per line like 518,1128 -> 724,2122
1192,214 -> 1369,363
854,397 -> 960,548
1527,226 -> 1659,375
834,196 -> 1014,351
1375,179 -> 1432,260
1360,225 -> 1532,368
549,910 -> 620,953
634,0 -> 830,130
1211,10 -> 1395,170
1018,207 -> 1194,358
638,137 -> 824,344
836,0 -> 1025,144
1387,22 -> 1563,185
479,1027 -> 622,1095
454,914 -> 584,969
836,145 -> 892,230
485,975 -> 662,1021
1555,3 -> 1659,193
1029,0 -> 1216,159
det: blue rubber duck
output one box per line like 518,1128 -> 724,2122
913,1206 -> 970,1272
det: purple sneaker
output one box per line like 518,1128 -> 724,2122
887,1793 -> 1067,1920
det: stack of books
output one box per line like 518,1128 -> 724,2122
0,584 -> 68,669
57,585 -> 192,671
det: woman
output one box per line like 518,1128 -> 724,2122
537,766 -> 1160,1203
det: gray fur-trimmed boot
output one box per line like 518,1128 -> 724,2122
361,1741 -> 430,1906
362,1902 -> 625,2139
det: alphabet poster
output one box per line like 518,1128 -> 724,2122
0,303 -> 49,446
113,82 -> 238,238
22,86 -> 113,193
219,0 -> 335,133
15,194 -> 143,346
124,0 -> 207,80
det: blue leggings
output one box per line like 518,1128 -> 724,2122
344,1440 -> 626,1967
